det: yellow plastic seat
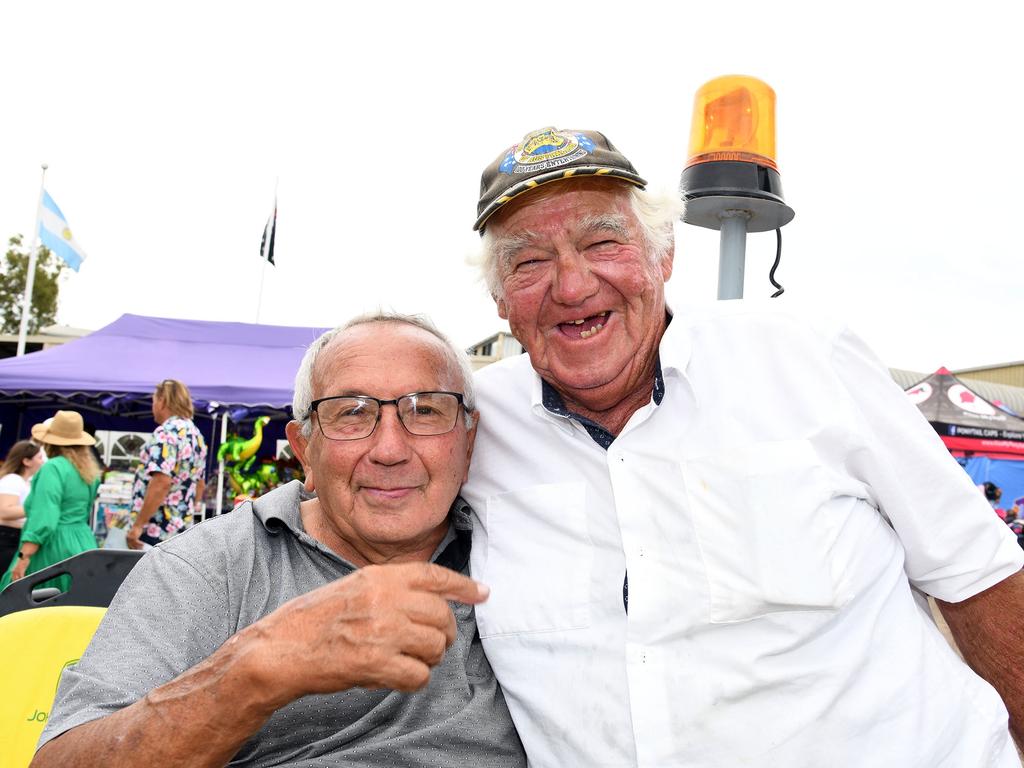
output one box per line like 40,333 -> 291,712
0,606 -> 105,768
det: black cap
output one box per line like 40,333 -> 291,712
474,127 -> 646,232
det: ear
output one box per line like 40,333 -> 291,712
461,410 -> 480,484
660,242 -> 675,283
285,420 -> 315,492
496,297 -> 509,319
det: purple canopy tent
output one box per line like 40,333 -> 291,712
0,313 -> 330,513
0,313 -> 328,410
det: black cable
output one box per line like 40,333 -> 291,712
769,227 -> 784,298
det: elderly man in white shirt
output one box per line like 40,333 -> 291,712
460,126 -> 1024,768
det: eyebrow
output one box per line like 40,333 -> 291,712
493,230 -> 538,273
494,213 -> 632,273
579,213 -> 631,239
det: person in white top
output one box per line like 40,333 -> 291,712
0,440 -> 46,573
461,127 -> 1024,767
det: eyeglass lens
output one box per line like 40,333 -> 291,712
316,392 -> 461,440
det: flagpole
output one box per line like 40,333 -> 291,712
255,259 -> 267,323
17,164 -> 48,357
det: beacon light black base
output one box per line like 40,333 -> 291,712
680,160 -> 795,233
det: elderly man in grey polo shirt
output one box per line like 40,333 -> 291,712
33,313 -> 526,768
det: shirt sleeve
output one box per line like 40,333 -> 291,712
144,425 -> 178,477
0,473 -> 24,497
20,463 -> 64,547
829,326 -> 1023,602
38,546 -> 231,747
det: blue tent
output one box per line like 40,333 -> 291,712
960,457 -> 1024,516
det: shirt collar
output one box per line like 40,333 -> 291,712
538,360 -> 665,450
658,305 -> 693,379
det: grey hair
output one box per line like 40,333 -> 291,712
292,311 -> 476,438
477,185 -> 685,300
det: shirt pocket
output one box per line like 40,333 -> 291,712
475,482 -> 592,638
682,439 -> 845,624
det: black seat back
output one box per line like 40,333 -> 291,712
0,549 -> 144,617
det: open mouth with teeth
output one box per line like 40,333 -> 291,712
558,311 -> 610,340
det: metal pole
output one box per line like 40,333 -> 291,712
17,164 -> 48,356
215,411 -> 228,515
255,259 -> 267,323
717,210 -> 751,300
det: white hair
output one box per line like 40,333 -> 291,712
292,311 -> 476,437
476,185 -> 685,300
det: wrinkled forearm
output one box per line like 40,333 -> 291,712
938,569 -> 1024,748
31,627 -> 288,768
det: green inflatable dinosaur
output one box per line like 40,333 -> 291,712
217,415 -> 271,463
227,460 -> 281,498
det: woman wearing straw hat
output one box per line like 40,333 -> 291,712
0,410 -> 102,593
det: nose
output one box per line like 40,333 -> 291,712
366,404 -> 412,465
550,248 -> 599,306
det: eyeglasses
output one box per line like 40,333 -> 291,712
309,391 -> 467,441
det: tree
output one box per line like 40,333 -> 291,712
0,234 -> 65,334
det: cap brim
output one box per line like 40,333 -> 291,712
474,166 -> 647,232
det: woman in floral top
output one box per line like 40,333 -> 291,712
127,380 -> 208,549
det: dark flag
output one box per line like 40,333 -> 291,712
260,199 -> 277,265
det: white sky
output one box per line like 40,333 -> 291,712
1,1 -> 1021,373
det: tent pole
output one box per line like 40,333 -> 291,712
215,411 -> 228,516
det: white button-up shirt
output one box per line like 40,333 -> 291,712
462,303 -> 1023,768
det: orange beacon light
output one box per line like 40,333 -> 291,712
686,74 -> 778,170
679,75 -> 794,299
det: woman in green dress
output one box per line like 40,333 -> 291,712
0,410 -> 102,593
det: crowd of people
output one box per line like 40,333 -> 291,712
0,379 -> 208,583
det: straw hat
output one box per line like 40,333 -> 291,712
30,410 -> 96,447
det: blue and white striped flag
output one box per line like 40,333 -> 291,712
38,191 -> 88,271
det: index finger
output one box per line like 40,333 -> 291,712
403,562 -> 490,604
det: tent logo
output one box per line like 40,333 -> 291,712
947,384 -> 998,418
905,382 -> 933,406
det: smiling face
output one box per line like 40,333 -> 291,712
285,322 -> 477,565
489,179 -> 673,429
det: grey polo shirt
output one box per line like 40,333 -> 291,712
40,481 -> 525,767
